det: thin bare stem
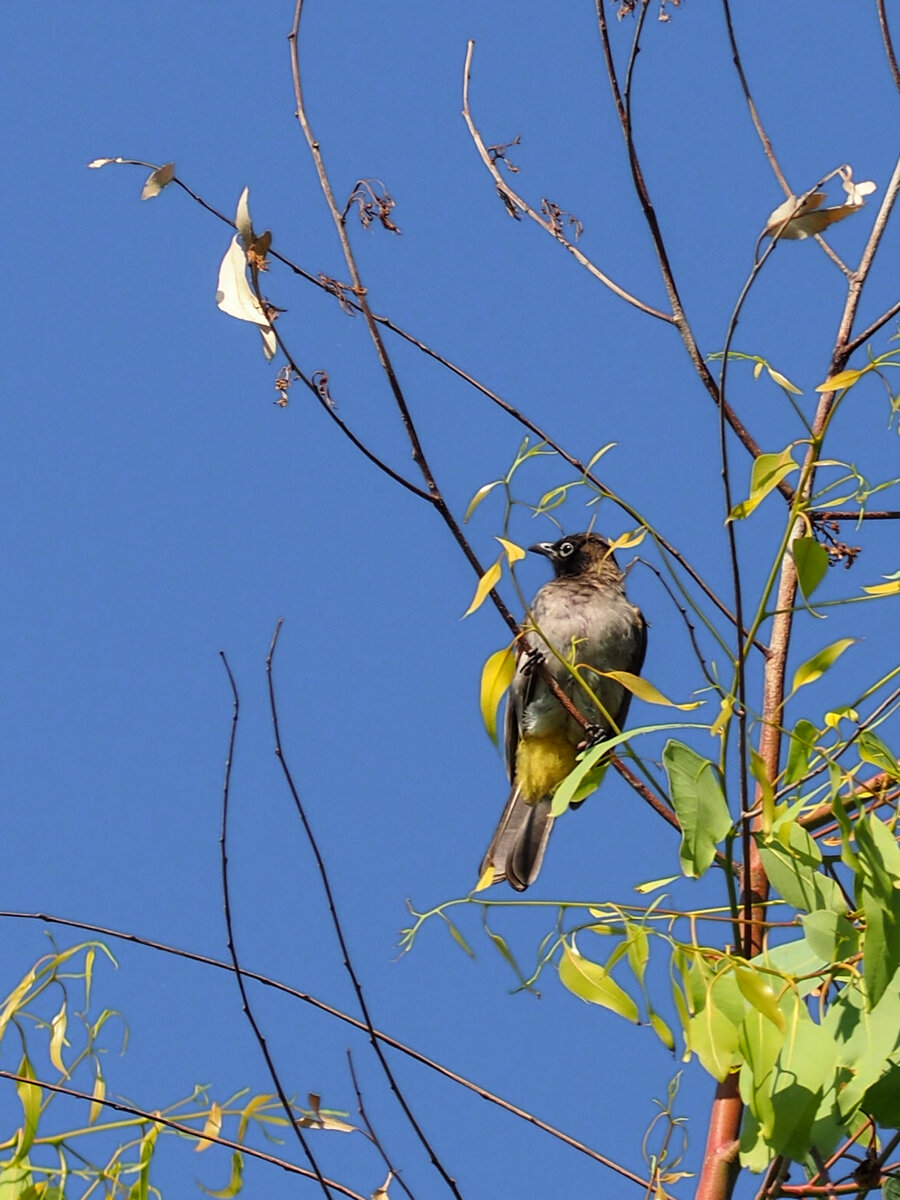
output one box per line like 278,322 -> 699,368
347,1052 -> 416,1200
877,0 -> 900,99
592,1 -> 773,478
461,42 -> 671,323
218,652 -> 335,1199
720,0 -> 790,194
265,618 -> 464,1200
0,1070 -> 367,1200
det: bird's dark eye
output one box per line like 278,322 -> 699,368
558,541 -> 575,558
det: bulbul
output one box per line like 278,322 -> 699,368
479,532 -> 646,891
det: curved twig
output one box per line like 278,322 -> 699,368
218,652 -> 335,1199
265,618 -> 464,1200
461,41 -> 672,323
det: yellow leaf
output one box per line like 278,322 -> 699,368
495,536 -> 526,564
600,670 -> 703,710
473,865 -> 496,893
196,1102 -> 222,1152
753,360 -> 764,379
863,579 -> 900,596
815,366 -> 870,392
462,558 -> 502,617
607,527 -> 647,552
710,696 -> 734,739
49,1003 -> 67,1073
480,645 -> 516,744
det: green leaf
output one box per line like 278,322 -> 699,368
558,939 -> 639,1021
858,729 -> 899,779
785,719 -> 818,786
462,558 -> 502,618
749,746 -> 776,835
463,480 -> 502,522
791,638 -> 857,693
662,740 -> 732,878
686,1000 -> 740,1081
856,814 -> 900,1007
648,1009 -> 676,1051
729,447 -> 798,520
800,911 -> 858,963
443,917 -> 475,958
479,645 -> 515,745
792,537 -> 829,601
757,822 -> 846,915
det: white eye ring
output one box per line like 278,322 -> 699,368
558,541 -> 575,558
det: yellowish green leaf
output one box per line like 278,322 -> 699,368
463,559 -> 502,618
558,940 -> 639,1021
89,1071 -> 106,1125
201,1151 -> 243,1199
749,747 -> 775,835
710,696 -> 734,739
791,638 -> 857,693
463,480 -> 501,523
729,447 -> 798,521
634,875 -> 679,894
766,366 -> 802,394
734,967 -> 785,1031
649,1010 -> 676,1051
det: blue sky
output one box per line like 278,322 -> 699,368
3,3 -> 899,1198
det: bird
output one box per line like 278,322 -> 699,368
479,532 -> 646,891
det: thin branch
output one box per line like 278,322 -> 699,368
347,1052 -> 415,1200
0,1071 -> 368,1200
844,296 -> 900,356
217,652 -> 335,1199
593,1 -> 773,478
0,910 -> 651,1188
461,41 -> 672,323
265,619 -> 464,1200
877,0 -> 900,99
810,509 -> 900,521
720,0 -> 790,194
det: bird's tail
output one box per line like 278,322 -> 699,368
479,788 -> 555,892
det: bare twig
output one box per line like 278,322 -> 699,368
265,618 -> 464,1200
218,652 -> 335,1199
461,41 -> 672,323
877,0 -> 900,99
347,1052 -> 416,1200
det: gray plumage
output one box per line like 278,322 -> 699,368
480,532 -> 646,891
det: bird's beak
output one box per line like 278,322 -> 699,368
529,542 -> 556,559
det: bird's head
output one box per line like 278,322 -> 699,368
529,532 -> 623,582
